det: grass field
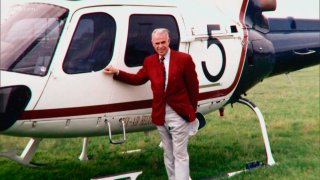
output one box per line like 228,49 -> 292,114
0,66 -> 319,180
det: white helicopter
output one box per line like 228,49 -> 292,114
0,0 -> 319,171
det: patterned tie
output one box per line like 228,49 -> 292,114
160,56 -> 165,90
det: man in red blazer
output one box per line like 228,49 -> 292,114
104,28 -> 199,180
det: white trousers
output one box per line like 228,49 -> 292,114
157,105 -> 190,180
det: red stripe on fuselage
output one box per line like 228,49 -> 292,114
20,100 -> 153,120
20,1 -> 249,120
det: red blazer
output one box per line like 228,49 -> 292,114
114,50 -> 199,125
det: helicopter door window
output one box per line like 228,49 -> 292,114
125,14 -> 180,67
63,13 -> 116,74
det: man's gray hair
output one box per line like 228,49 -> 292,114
151,28 -> 170,39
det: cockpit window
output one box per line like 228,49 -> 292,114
0,3 -> 68,76
63,13 -> 116,74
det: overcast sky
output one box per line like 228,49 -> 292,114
264,0 -> 319,19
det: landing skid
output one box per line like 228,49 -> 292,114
79,137 -> 89,161
0,138 -> 42,167
237,97 -> 276,166
91,171 -> 143,180
206,98 -> 277,180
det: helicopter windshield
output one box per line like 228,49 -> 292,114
0,3 -> 68,76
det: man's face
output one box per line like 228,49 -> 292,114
151,32 -> 170,57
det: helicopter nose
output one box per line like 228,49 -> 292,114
0,86 -> 31,131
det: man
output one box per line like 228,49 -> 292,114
104,28 -> 199,180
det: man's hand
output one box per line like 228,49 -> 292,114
103,65 -> 119,75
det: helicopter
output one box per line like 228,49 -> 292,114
0,0 -> 319,170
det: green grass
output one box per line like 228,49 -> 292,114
0,66 -> 319,180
